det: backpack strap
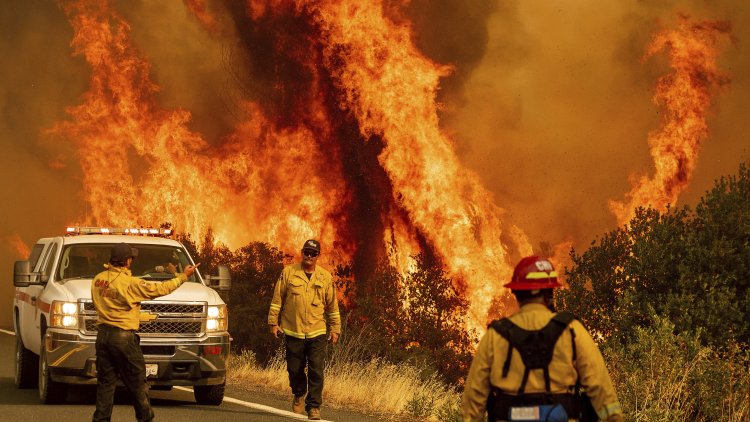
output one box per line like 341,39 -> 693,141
540,311 -> 575,393
568,318 -> 582,420
488,318 -> 515,378
489,318 -> 537,393
552,310 -> 575,327
489,311 -> 576,394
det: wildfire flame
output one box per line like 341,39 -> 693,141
609,15 -> 731,226
53,2 -> 730,335
52,0 -> 516,331
307,2 -> 515,326
54,1 -> 351,257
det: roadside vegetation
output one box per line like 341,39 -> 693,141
179,161 -> 750,421
226,333 -> 461,420
556,162 -> 750,421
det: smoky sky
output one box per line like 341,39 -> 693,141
2,0 -> 750,326
448,0 -> 750,249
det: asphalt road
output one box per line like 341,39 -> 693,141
0,329 -> 388,421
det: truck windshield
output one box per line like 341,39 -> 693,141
58,243 -> 200,283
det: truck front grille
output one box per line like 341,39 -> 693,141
82,302 -> 204,315
81,300 -> 207,337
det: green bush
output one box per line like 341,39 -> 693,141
555,162 -> 750,420
603,313 -> 749,421
557,162 -> 750,347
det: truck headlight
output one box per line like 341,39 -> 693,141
51,301 -> 79,329
206,305 -> 227,332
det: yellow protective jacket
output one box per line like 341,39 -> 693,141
461,303 -> 623,422
91,264 -> 187,331
268,263 -> 341,339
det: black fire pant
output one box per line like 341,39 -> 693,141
285,334 -> 327,411
92,324 -> 154,422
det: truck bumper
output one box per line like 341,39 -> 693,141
45,329 -> 230,386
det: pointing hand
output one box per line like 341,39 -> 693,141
184,263 -> 201,277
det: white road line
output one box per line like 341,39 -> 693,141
0,330 -> 323,421
174,386 -> 334,421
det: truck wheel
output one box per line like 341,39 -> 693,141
194,383 -> 225,405
15,334 -> 39,389
39,334 -> 67,404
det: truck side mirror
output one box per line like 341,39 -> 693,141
14,261 -> 32,287
205,265 -> 231,291
14,261 -> 48,287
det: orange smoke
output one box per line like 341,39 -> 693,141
609,15 -> 731,226
183,0 -> 219,34
7,233 -> 30,259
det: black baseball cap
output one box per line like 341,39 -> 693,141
301,239 -> 321,254
111,242 -> 139,262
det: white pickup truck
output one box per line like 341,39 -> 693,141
12,226 -> 231,405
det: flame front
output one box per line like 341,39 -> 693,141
53,1 -> 353,259
52,0 -> 516,330
49,2 -> 730,333
609,16 -> 730,225
307,2 -> 514,326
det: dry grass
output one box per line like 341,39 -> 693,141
324,358 -> 459,419
226,347 -> 460,421
226,318 -> 750,421
227,349 -> 288,392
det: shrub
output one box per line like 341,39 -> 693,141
603,313 -> 749,421
557,162 -> 750,347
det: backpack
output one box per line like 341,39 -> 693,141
487,311 -> 585,422
490,311 -> 575,395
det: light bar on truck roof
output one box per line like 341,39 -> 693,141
65,226 -> 173,237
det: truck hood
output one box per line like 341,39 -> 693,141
61,278 -> 224,305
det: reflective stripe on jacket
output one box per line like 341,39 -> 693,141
461,303 -> 623,422
91,264 -> 187,331
268,263 -> 341,339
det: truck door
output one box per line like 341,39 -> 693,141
21,241 -> 58,355
16,242 -> 45,343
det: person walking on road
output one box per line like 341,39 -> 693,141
268,239 -> 341,420
91,242 -> 199,422
461,256 -> 623,422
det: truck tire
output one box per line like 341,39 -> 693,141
39,331 -> 67,404
15,333 -> 39,389
194,383 -> 225,405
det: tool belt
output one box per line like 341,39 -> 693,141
488,389 -> 578,422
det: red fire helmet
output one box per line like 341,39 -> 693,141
504,256 -> 561,290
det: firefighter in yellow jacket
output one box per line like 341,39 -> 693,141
268,239 -> 341,420
91,242 -> 199,422
461,256 -> 623,422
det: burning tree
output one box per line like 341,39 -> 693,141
53,0 -> 516,333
